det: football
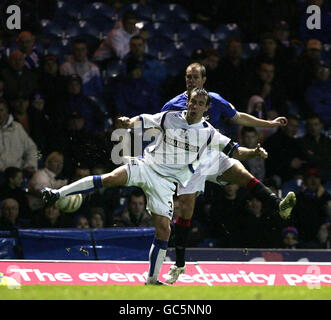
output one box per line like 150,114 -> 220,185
55,194 -> 83,213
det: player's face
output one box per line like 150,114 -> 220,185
185,67 -> 206,91
186,92 -> 209,122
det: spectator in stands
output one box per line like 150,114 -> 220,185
281,226 -> 301,249
236,194 -> 282,248
56,75 -> 105,134
27,151 -> 68,211
218,38 -> 248,108
50,111 -> 106,178
89,207 -> 105,228
0,167 -> 31,219
0,198 -> 22,230
113,189 -> 153,227
315,222 -> 331,249
299,113 -> 331,179
206,183 -> 244,247
194,48 -> 223,94
290,38 -> 323,110
33,204 -> 71,228
246,95 -> 279,141
108,58 -> 160,117
240,127 -> 266,181
291,168 -> 331,244
244,61 -> 287,116
71,164 -> 91,183
122,35 -> 167,90
60,39 -> 103,99
0,50 -> 38,100
264,114 -> 306,183
305,59 -> 331,126
248,33 -> 289,81
0,98 -> 37,175
93,10 -> 139,61
74,214 -> 90,229
272,21 -> 296,62
17,31 -> 40,70
38,54 -> 67,117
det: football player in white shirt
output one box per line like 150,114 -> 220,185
42,88 -> 272,285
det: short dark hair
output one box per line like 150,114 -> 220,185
305,112 -> 322,122
129,188 -> 146,204
187,87 -> 211,106
187,63 -> 206,78
241,126 -> 258,136
122,10 -> 137,23
4,167 -> 22,182
130,35 -> 144,43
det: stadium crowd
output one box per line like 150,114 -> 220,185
0,0 -> 330,249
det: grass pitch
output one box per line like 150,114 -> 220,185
1,285 -> 330,300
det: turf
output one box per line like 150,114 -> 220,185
0,285 -> 330,300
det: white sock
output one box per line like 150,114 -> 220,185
58,175 -> 103,197
146,238 -> 168,284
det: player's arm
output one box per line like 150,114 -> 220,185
117,116 -> 141,129
232,144 -> 268,161
230,111 -> 287,128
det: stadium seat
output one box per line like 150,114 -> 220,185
144,22 -> 177,41
81,2 -> 116,21
182,38 -> 213,58
177,23 -> 212,42
146,38 -> 167,59
54,0 -> 86,21
159,42 -> 186,60
154,3 -> 189,23
119,3 -> 153,21
214,23 -> 241,43
46,39 -> 73,63
41,20 -> 67,39
242,43 -> 260,59
87,16 -> 115,40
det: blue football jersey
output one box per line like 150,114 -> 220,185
161,92 -> 237,129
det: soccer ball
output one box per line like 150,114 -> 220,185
55,194 -> 83,213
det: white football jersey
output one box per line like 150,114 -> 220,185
139,111 -> 234,187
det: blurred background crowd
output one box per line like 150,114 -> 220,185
0,0 -> 330,250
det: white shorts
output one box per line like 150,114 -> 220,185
124,157 -> 176,220
177,151 -> 239,196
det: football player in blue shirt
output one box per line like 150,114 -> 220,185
162,63 -> 292,284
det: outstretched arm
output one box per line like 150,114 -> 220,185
232,144 -> 268,161
231,112 -> 287,128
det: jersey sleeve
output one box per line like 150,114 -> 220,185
139,112 -> 164,129
210,130 -> 239,157
212,93 -> 237,119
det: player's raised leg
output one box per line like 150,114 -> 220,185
220,161 -> 296,219
42,166 -> 128,205
146,214 -> 171,285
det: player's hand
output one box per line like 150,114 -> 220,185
254,144 -> 268,159
117,116 -> 131,129
270,117 -> 288,127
